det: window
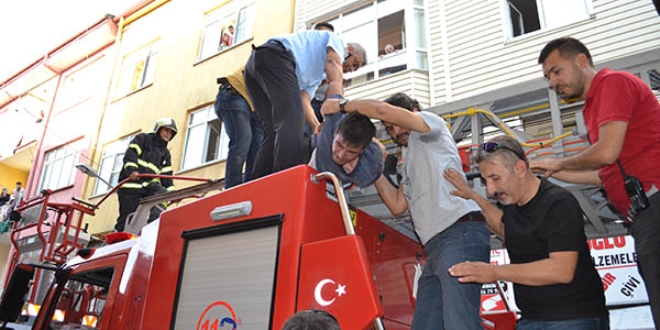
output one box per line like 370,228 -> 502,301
93,134 -> 136,195
39,141 -> 82,191
320,0 -> 428,88
198,0 -> 256,60
45,268 -> 114,329
505,0 -> 592,38
649,68 -> 660,92
116,41 -> 159,96
181,106 -> 229,170
59,56 -> 105,108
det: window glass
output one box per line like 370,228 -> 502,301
45,268 -> 114,329
506,0 -> 591,38
116,42 -> 159,96
198,0 -> 256,60
40,141 -> 81,191
94,134 -> 136,195
648,68 -> 660,92
181,106 -> 229,170
414,9 -> 426,49
328,0 -> 428,87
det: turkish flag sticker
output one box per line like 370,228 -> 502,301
297,235 -> 383,329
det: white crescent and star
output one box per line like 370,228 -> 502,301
314,278 -> 347,306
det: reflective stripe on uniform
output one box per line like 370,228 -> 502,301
161,166 -> 173,173
122,182 -> 144,189
137,158 -> 161,174
129,143 -> 143,156
167,185 -> 176,192
124,162 -> 138,170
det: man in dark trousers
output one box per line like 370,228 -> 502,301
531,37 -> 660,327
115,118 -> 177,232
244,30 -> 366,180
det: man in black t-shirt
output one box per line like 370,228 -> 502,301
444,135 -> 608,329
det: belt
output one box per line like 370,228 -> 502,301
456,211 -> 485,223
219,84 -> 237,94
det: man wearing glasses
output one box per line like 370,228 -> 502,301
244,30 -> 366,180
444,135 -> 608,329
321,92 -> 490,329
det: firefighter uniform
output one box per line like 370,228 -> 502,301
115,118 -> 177,232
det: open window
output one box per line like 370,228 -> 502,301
181,106 -> 230,170
198,0 -> 256,60
317,0 -> 428,88
505,0 -> 593,39
116,40 -> 159,96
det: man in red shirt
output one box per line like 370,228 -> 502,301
532,37 -> 660,328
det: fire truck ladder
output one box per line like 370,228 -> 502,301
6,189 -> 96,302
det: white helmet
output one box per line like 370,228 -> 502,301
153,118 -> 178,138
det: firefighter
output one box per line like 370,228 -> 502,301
114,118 -> 177,232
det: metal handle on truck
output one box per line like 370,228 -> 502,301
310,172 -> 355,234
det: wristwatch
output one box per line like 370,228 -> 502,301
339,98 -> 349,113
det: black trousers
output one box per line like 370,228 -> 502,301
244,41 -> 305,180
115,183 -> 168,232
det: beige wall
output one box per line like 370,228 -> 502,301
84,0 -> 296,234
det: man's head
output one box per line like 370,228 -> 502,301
153,118 -> 178,142
538,37 -> 595,100
384,44 -> 395,54
343,43 -> 367,73
474,135 -> 531,206
314,22 -> 335,32
228,25 -> 234,34
382,92 -> 420,147
282,310 -> 340,330
15,182 -> 21,189
332,112 -> 376,165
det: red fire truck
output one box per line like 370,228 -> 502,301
0,166 -> 515,329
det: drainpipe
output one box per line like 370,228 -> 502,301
80,16 -> 126,200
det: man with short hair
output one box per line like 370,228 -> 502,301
244,30 -> 366,180
115,118 -> 178,232
282,309 -> 340,330
531,36 -> 660,327
11,181 -> 23,211
309,109 -> 384,188
445,135 -> 608,329
322,92 -> 490,329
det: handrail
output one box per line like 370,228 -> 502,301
310,172 -> 355,235
92,173 -> 213,210
443,107 -> 576,148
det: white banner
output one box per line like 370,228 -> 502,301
480,235 -> 647,313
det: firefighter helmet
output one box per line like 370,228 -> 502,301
153,118 -> 178,138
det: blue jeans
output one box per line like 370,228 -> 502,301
214,86 -> 263,189
411,220 -> 490,330
516,316 -> 609,330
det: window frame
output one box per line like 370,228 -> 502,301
198,0 -> 256,61
315,0 -> 429,88
180,106 -> 230,171
93,134 -> 138,196
39,140 -> 82,192
116,39 -> 159,97
502,0 -> 594,40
